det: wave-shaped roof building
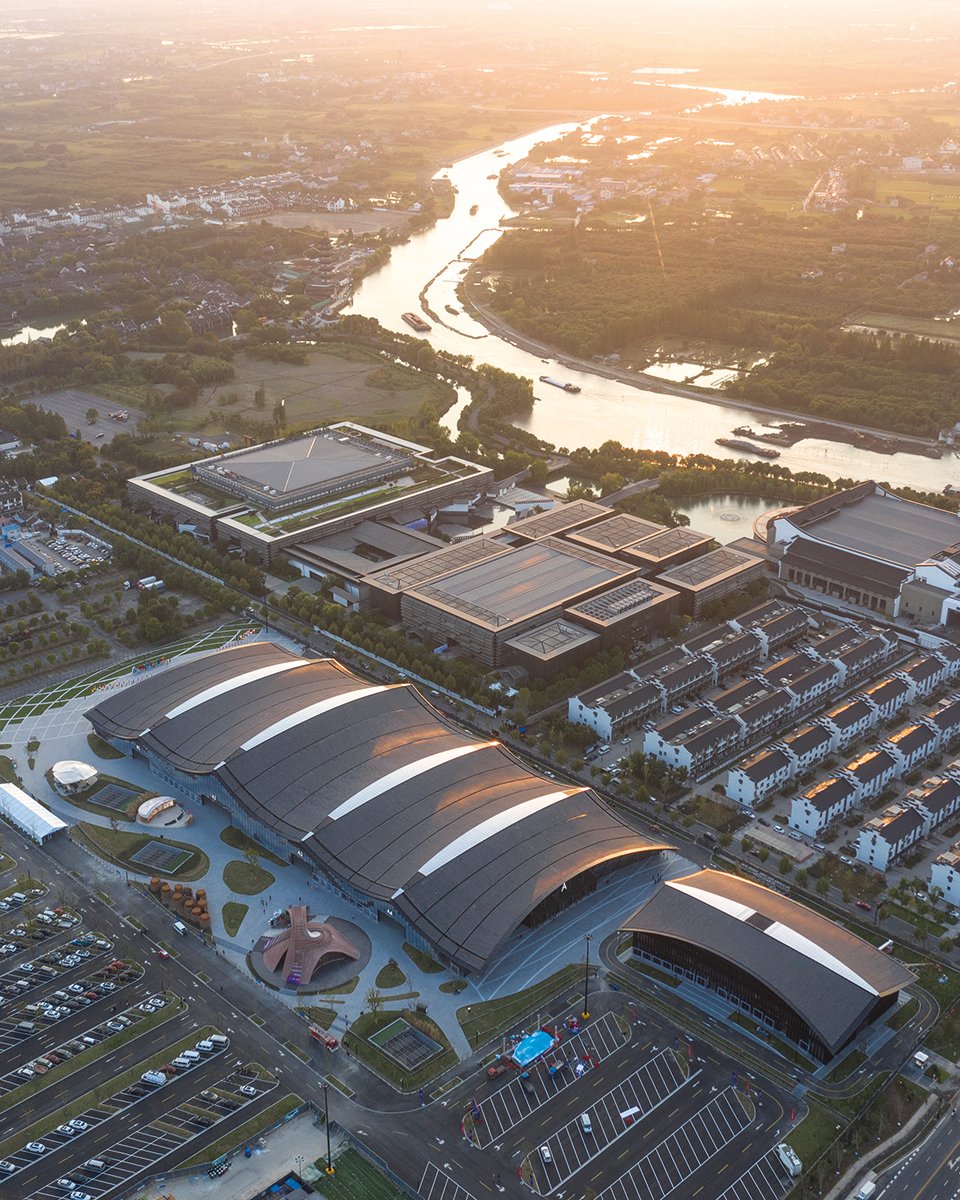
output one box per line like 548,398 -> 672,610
89,642 -> 670,973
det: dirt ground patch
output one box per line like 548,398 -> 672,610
177,345 -> 455,435
245,208 -> 411,234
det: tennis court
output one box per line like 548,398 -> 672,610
130,840 -> 194,873
368,1018 -> 443,1070
92,783 -> 140,811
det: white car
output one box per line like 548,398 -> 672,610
773,824 -> 785,834
68,1119 -> 89,1132
25,1142 -> 46,1155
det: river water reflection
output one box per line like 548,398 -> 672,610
345,121 -> 959,493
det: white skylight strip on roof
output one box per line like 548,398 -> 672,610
666,879 -> 756,922
239,684 -> 393,753
416,789 -> 584,877
764,923 -> 876,995
327,741 -> 498,822
163,660 -> 308,721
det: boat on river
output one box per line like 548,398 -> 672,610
715,437 -> 780,460
402,312 -> 431,333
539,375 -> 581,394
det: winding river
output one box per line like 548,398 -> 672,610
346,119 -> 958,492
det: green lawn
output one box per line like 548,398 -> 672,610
457,964 -> 581,1049
401,942 -> 443,974
344,1010 -> 457,1089
312,1148 -> 408,1200
825,1050 -> 867,1084
86,732 -> 125,760
375,961 -> 406,989
0,623 -> 248,734
219,825 -> 287,867
0,1015 -> 212,1158
48,771 -> 142,821
222,901 -> 249,937
73,822 -> 209,881
786,1100 -> 837,1168
888,997 -> 920,1031
222,859 -> 275,895
182,1093 -> 301,1168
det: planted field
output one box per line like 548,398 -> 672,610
173,347 -> 455,437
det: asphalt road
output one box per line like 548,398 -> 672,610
878,1098 -> 960,1200
0,820 -> 845,1200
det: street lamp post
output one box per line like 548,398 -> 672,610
322,1081 -> 335,1176
582,933 -> 592,1020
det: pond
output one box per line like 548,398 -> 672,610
674,493 -> 785,545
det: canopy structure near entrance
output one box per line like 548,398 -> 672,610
0,782 -> 68,843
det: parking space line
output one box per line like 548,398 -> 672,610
594,1089 -> 751,1200
529,1051 -> 691,1195
22,1069 -> 277,1199
418,1162 -> 479,1200
474,1013 -> 624,1148
716,1147 -> 792,1200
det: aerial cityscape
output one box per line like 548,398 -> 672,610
1,1 -> 960,1198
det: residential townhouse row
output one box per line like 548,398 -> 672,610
725,647 -> 960,806
568,601 -> 809,742
642,621 -> 903,779
788,694 -> 960,842
859,773 -> 960,873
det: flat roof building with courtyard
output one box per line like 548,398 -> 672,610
87,642 -> 672,974
769,481 -> 960,624
128,423 -> 493,564
622,869 -> 914,1061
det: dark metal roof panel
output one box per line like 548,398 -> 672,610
86,641 -> 303,741
621,869 -> 914,1051
141,659 -> 368,773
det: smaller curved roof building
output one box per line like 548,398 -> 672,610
88,642 -> 672,974
623,869 -> 914,1060
51,760 -> 98,794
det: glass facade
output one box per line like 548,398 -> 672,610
632,931 -> 895,1062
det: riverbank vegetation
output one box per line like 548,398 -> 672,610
478,204 -> 960,437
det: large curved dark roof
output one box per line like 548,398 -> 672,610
87,642 -> 305,742
88,641 -> 670,974
623,870 -> 914,1052
140,660 -> 367,774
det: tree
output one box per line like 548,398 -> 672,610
816,876 -> 830,895
365,987 -> 385,1014
85,407 -> 99,425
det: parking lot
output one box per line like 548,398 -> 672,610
475,1012 -> 625,1147
419,1163 -> 479,1200
0,928 -> 110,1006
528,1049 -> 689,1192
19,1063 -> 277,1200
31,388 -> 144,445
716,1147 -> 794,1200
0,969 -> 163,1100
590,1088 -> 752,1200
0,1034 -> 279,1194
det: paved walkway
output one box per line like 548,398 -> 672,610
5,628 -> 692,1063
129,1110 -> 346,1200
